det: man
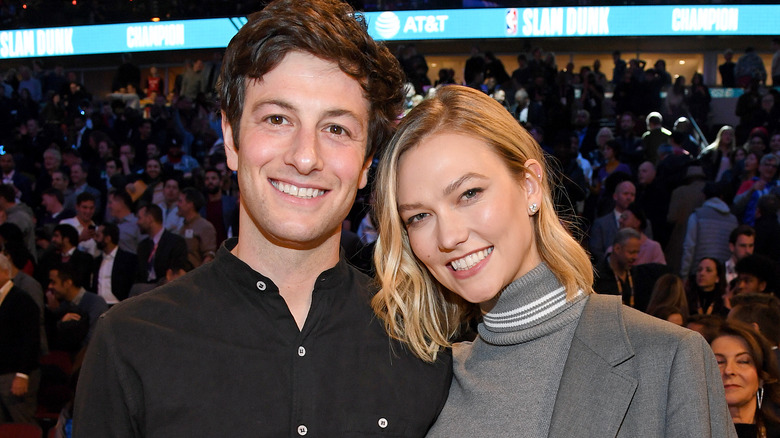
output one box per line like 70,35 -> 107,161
665,164 -> 706,274
0,184 -> 36,262
725,225 -> 755,284
0,253 -> 40,425
75,1 -> 452,435
735,254 -> 777,296
135,204 -> 186,285
0,153 -> 33,204
680,181 -> 738,277
60,192 -> 99,258
68,162 -> 103,218
92,223 -> 137,304
51,169 -> 76,212
159,138 -> 199,176
615,112 -> 640,167
202,167 -> 238,243
589,180 -> 635,264
38,187 -> 75,237
157,177 -> 183,232
2,235 -> 47,356
176,187 -> 217,267
47,264 -> 107,347
36,224 -> 93,290
640,112 -> 671,165
719,49 -> 736,87
735,47 -> 767,87
106,189 -> 139,254
594,228 -> 669,313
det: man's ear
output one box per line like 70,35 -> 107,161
222,111 -> 238,172
359,155 -> 373,190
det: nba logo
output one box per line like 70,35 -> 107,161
506,8 -> 518,35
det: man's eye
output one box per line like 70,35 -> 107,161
328,125 -> 345,135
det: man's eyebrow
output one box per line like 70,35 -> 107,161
249,99 -> 296,114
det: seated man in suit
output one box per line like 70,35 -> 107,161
93,223 -> 137,305
36,224 -> 93,291
135,204 -> 187,286
47,263 -> 108,349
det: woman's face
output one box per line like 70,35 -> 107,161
712,335 -> 760,411
735,148 -> 746,163
618,210 -> 640,231
146,160 -> 161,179
749,137 -> 766,155
603,145 -> 615,161
396,132 -> 541,309
721,129 -> 734,146
696,259 -> 719,290
745,153 -> 759,172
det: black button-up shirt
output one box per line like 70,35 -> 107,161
74,239 -> 452,437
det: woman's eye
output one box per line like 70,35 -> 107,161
405,213 -> 428,226
462,188 -> 483,200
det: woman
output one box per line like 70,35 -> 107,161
616,202 -> 665,265
711,321 -> 780,437
646,273 -> 689,321
700,125 -> 737,182
595,139 -> 631,187
372,85 -> 735,437
688,257 -> 728,317
687,72 -> 712,130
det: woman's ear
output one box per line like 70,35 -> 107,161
523,159 -> 543,215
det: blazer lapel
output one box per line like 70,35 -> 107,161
548,295 -> 638,438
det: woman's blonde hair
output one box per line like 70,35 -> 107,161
371,85 -> 593,362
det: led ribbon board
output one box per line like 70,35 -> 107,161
0,5 -> 776,59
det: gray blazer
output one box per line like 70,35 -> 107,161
548,295 -> 737,438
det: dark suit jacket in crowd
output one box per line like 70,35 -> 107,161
35,248 -> 94,291
0,286 -> 40,376
92,248 -> 137,301
136,230 -> 187,283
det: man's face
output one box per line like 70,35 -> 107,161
51,172 -> 68,191
638,162 -> 655,185
730,235 -> 755,260
204,171 -> 221,194
42,194 -> 57,213
0,154 -> 13,173
147,143 -> 160,159
614,238 -> 640,269
105,160 -> 118,177
136,207 -> 151,234
43,152 -> 58,171
163,180 -> 180,204
107,194 -> 123,217
76,200 -> 95,222
613,181 -> 636,211
139,122 -> 152,138
95,225 -> 106,250
620,114 -> 634,133
119,145 -> 134,161
50,231 -> 63,251
736,273 -> 766,295
759,158 -> 778,180
70,164 -> 86,186
222,51 -> 371,248
48,270 -> 68,299
176,193 -> 194,217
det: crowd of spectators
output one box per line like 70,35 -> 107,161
0,37 -> 778,434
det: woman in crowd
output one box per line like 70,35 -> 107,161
700,125 -> 737,182
710,321 -> 780,438
372,85 -> 735,437
595,139 -> 631,187
646,273 -> 689,323
688,257 -> 728,317
616,202 -> 665,265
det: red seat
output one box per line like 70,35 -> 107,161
0,423 -> 43,438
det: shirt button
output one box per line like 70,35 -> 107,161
298,346 -> 306,357
297,425 -> 308,436
378,418 -> 388,428
256,280 -> 266,291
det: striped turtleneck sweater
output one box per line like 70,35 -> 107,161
427,263 -> 588,438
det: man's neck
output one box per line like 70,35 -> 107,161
609,255 -> 628,278
232,223 -> 341,331
105,242 -> 117,255
208,192 -> 221,202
